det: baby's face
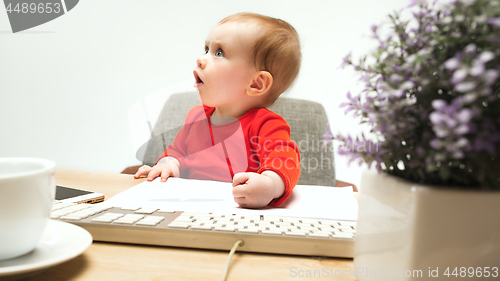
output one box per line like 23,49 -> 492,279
194,22 -> 258,108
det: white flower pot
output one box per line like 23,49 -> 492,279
354,170 -> 500,280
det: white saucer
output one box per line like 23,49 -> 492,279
0,220 -> 92,278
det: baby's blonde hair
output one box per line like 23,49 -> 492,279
219,13 -> 301,106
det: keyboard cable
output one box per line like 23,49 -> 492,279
221,240 -> 244,281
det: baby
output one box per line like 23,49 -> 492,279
134,13 -> 301,208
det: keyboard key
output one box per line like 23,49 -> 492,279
195,218 -> 213,224
298,225 -> 317,231
282,218 -> 299,223
114,219 -> 137,224
236,222 -> 255,227
232,224 -> 246,230
141,216 -> 165,224
319,220 -> 338,227
190,224 -> 213,230
298,219 -> 316,224
135,208 -> 158,214
296,223 -> 313,228
113,215 -> 142,224
142,215 -> 165,221
102,213 -> 124,219
262,216 -> 280,222
337,221 -> 357,227
157,209 -> 176,213
174,218 -> 195,223
121,207 -> 141,211
238,228 -> 259,234
136,220 -> 161,226
331,233 -> 354,239
309,233 -> 330,238
285,229 -> 306,236
123,214 -> 145,219
52,202 -> 76,211
92,216 -> 115,223
96,205 -> 113,212
71,211 -> 90,219
338,227 -> 355,233
60,215 -> 82,221
285,231 -> 307,237
166,222 -> 188,228
262,229 -> 283,235
214,226 -> 236,232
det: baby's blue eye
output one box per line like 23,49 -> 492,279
204,48 -> 209,54
215,49 -> 224,57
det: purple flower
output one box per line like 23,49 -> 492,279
444,57 -> 461,71
336,0 -> 500,189
445,117 -> 458,128
322,124 -> 333,149
456,108 -> 473,123
432,100 -> 447,110
390,74 -> 402,83
478,51 -> 495,63
430,111 -> 445,124
451,68 -> 468,84
469,62 -> 485,77
455,125 -> 469,135
455,81 -> 477,92
474,139 -> 495,154
487,17 -> 500,27
430,139 -> 442,149
391,89 -> 405,97
339,52 -> 352,69
485,70 -> 499,85
399,81 -> 415,90
455,138 -> 469,147
464,44 -> 477,55
452,151 -> 464,159
407,0 -> 426,8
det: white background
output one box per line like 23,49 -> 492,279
0,0 -> 409,188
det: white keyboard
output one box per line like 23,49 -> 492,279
51,201 -> 356,258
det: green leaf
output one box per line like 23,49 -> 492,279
426,164 -> 438,173
439,166 -> 451,181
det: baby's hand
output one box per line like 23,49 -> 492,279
133,157 -> 180,182
232,171 -> 285,208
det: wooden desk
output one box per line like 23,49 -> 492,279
28,169 -> 356,281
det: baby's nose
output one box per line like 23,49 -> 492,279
196,56 -> 206,69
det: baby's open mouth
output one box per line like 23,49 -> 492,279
194,71 -> 204,87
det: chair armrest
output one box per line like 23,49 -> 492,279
335,179 -> 358,192
121,165 -> 141,175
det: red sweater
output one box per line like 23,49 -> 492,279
157,105 -> 300,207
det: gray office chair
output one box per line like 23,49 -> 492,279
122,91 -> 355,189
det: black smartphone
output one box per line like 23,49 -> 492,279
55,185 -> 105,204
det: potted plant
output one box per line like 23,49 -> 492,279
324,0 -> 500,279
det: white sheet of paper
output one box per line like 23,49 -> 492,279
102,177 -> 358,221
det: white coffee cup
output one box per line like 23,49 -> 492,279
0,158 -> 56,260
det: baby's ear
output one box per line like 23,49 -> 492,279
247,71 -> 273,97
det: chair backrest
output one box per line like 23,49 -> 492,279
141,91 -> 335,186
